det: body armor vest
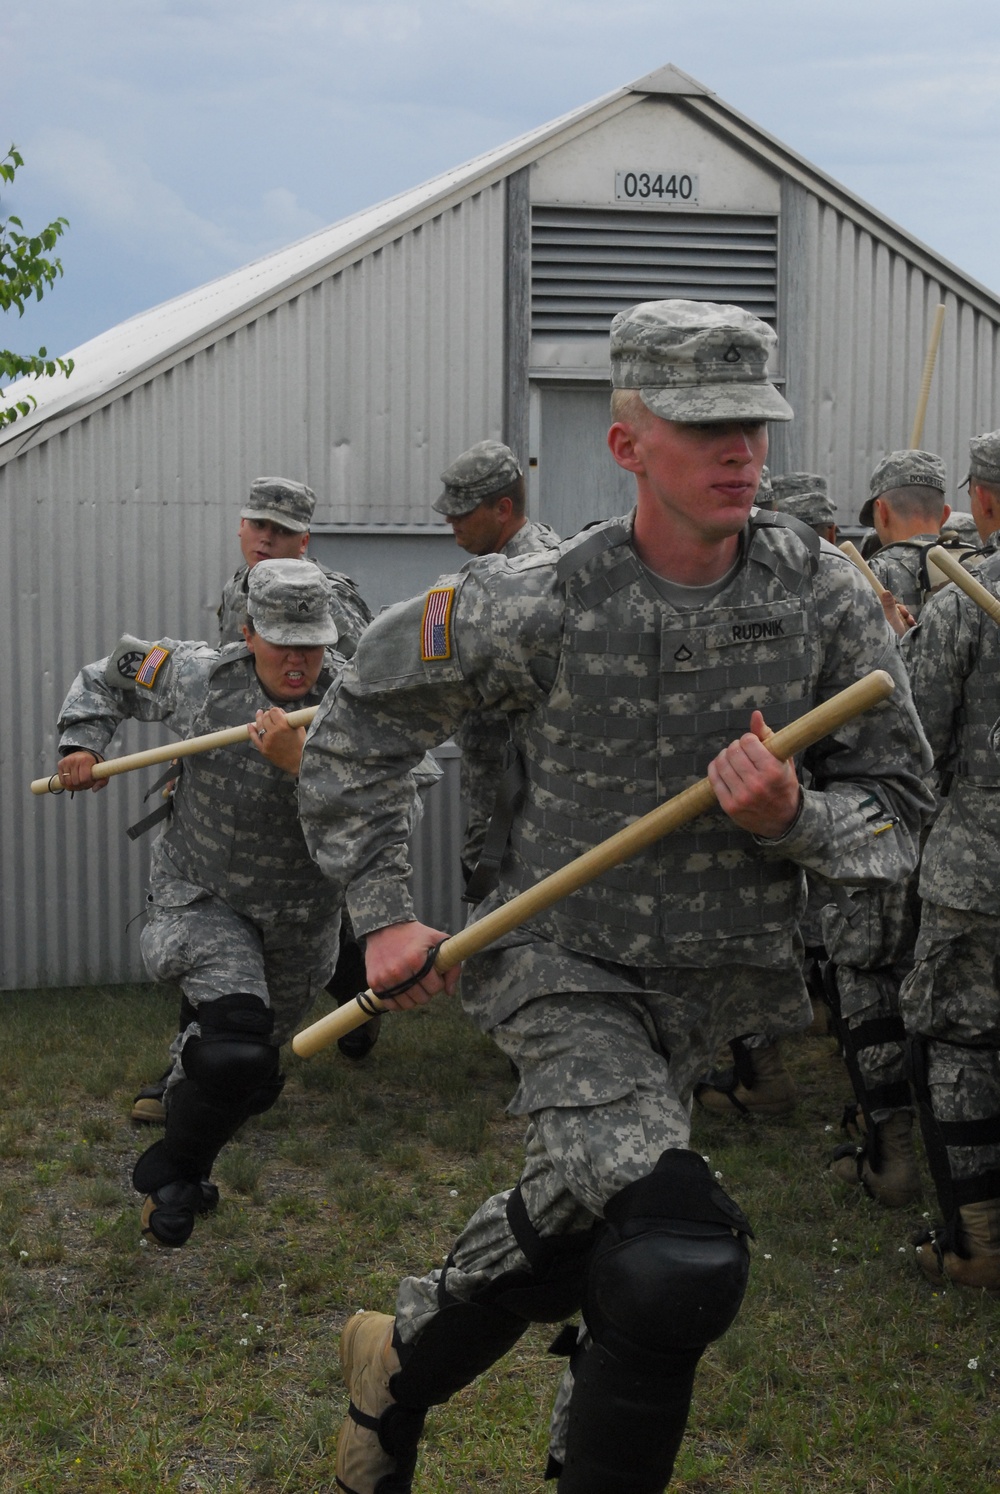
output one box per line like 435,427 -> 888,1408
950,550 -> 1000,787
164,648 -> 337,920
497,514 -> 820,965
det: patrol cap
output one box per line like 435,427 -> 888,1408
434,441 -> 522,517
963,429 -> 1000,488
241,477 -> 316,534
859,449 -> 946,525
247,559 -> 339,647
609,299 -> 793,424
771,472 -> 836,528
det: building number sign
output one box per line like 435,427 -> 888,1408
614,170 -> 699,204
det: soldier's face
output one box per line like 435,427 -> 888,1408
239,518 -> 310,568
245,633 -> 326,700
446,498 -> 510,555
612,414 -> 768,542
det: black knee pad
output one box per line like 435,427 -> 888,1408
182,993 -> 278,1103
586,1149 -> 752,1360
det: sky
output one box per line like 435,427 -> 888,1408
5,0 -> 1000,362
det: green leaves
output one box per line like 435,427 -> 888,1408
1,143 -> 73,427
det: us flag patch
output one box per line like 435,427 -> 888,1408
421,587 -> 455,661
135,645 -> 171,688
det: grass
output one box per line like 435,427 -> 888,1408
0,983 -> 997,1491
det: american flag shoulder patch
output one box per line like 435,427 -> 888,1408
420,587 -> 455,661
135,645 -> 171,688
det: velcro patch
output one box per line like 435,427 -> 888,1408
421,587 -> 455,661
135,645 -> 171,688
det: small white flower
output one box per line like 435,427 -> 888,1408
968,1357 -> 979,1370
701,1155 -> 711,1165
18,1250 -> 28,1259
256,1325 -> 263,1334
278,1283 -> 287,1291
242,1312 -> 249,1319
714,1170 -> 723,1181
922,1211 -> 931,1219
449,1189 -> 458,1197
899,1246 -> 907,1253
831,1244 -> 838,1253
824,1124 -> 833,1133
763,1253 -> 772,1260
239,1337 -> 249,1346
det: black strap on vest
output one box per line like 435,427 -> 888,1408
463,739 -> 527,903
126,763 -> 181,841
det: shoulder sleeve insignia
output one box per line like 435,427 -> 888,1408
420,587 -> 456,661
135,645 -> 172,689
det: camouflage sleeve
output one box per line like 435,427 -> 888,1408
218,568 -> 249,645
323,570 -> 374,660
899,584 -> 979,767
298,555 -> 564,936
57,636 -> 218,757
757,550 -> 935,885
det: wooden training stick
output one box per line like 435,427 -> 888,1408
909,303 -> 946,450
839,541 -> 890,599
292,669 -> 895,1058
927,546 -> 1000,627
30,706 -> 319,796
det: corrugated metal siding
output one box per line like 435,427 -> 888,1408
772,179 -> 1000,509
1,185 -> 505,990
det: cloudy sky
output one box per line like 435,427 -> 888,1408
6,0 -> 1000,361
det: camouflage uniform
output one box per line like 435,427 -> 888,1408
455,518 -> 560,880
899,539 -> 1000,1239
57,635 -> 343,1044
861,450 -> 948,620
301,302 -> 933,1493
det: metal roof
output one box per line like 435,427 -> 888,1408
4,60 -> 999,463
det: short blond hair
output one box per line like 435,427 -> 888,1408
609,388 -> 651,427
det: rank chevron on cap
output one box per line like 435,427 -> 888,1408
421,587 -> 455,661
135,645 -> 171,688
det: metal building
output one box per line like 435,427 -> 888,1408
4,61 -> 1000,990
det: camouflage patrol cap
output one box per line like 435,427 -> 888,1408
433,441 -> 523,517
610,299 -> 793,424
859,449 -> 946,525
964,429 -> 1000,487
940,510 -> 980,543
242,477 -> 317,534
247,559 -> 339,647
771,472 -> 836,528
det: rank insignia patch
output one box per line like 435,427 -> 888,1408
135,645 -> 171,688
421,587 -> 455,661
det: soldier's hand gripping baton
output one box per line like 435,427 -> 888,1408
30,707 -> 319,795
292,670 -> 895,1059
927,545 -> 1000,627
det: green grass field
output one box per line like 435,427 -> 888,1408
0,984 -> 997,1492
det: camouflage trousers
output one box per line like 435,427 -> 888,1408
900,903 -> 1000,1186
140,878 -> 340,1073
394,963 -> 800,1454
821,879 -> 920,1116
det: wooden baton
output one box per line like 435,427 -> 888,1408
909,303 -> 946,450
927,546 -> 1000,627
839,541 -> 889,600
292,669 -> 895,1058
30,706 -> 319,796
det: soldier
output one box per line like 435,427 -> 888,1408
298,299 -> 933,1493
434,440 -> 560,888
55,561 -> 352,1248
218,476 -> 372,653
898,429 -> 1000,1287
860,451 -> 950,619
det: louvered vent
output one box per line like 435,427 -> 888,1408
531,208 -> 778,335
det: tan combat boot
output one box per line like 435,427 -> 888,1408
337,1311 -> 415,1494
696,1041 -> 798,1119
830,1109 -> 922,1208
915,1200 -> 1000,1293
